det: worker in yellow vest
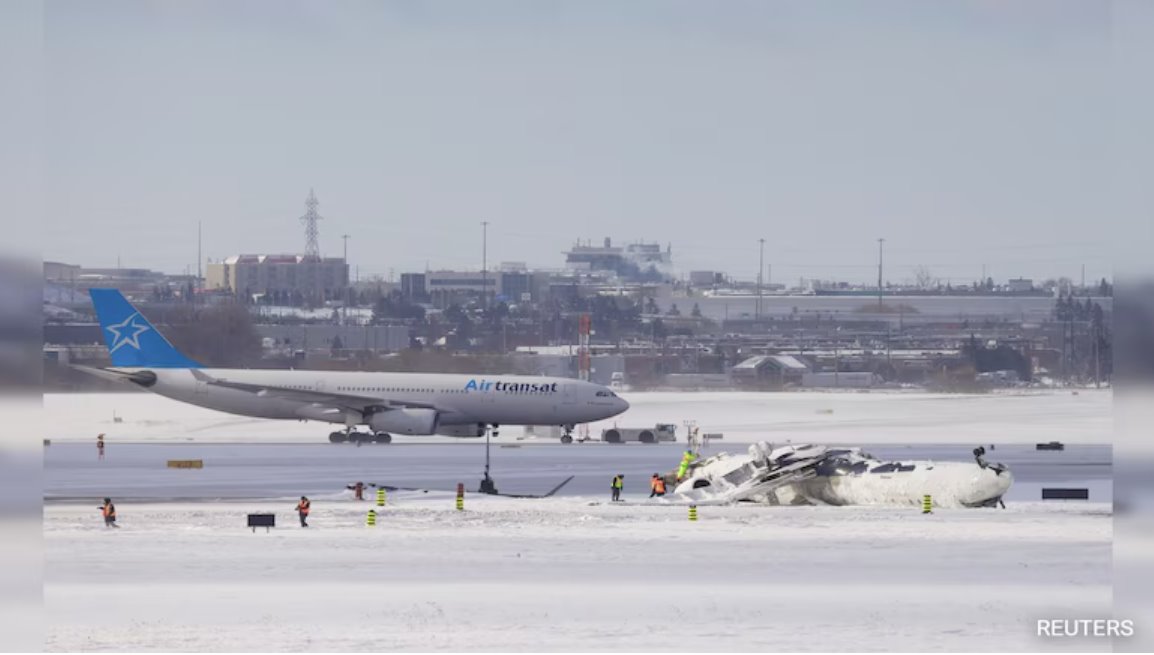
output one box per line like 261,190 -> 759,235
610,474 -> 624,502
677,450 -> 697,481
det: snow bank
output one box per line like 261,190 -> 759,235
45,495 -> 1112,652
44,388 -> 1111,445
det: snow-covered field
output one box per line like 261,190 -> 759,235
42,389 -> 1115,651
45,494 -> 1112,652
44,388 -> 1111,445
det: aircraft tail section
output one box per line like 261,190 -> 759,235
88,288 -> 202,368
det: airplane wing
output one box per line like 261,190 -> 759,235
371,476 -> 576,499
493,475 -> 576,499
189,369 -> 437,413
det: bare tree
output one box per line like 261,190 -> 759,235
161,302 -> 263,367
914,266 -> 937,290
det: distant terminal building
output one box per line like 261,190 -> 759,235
564,238 -> 623,272
400,272 -> 428,303
425,270 -> 497,296
43,261 -> 81,283
206,254 -> 349,303
730,355 -> 810,387
44,261 -> 186,301
564,237 -> 672,281
690,271 -> 726,287
623,241 -> 672,269
402,269 -> 544,307
1007,278 -> 1034,293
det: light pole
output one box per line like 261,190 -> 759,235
481,221 -> 489,313
877,238 -> 885,311
342,234 -> 350,325
757,238 -> 765,321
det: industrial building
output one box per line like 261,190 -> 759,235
730,354 -> 811,388
44,261 -> 193,302
402,269 -> 545,307
689,271 -> 727,287
1007,278 -> 1035,293
259,324 -> 410,355
206,254 -> 349,303
563,237 -> 673,280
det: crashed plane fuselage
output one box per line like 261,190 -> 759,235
670,442 -> 1013,508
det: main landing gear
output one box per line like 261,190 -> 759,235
560,424 -> 575,444
328,429 -> 392,444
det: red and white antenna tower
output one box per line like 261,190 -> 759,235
578,312 -> 592,441
578,313 -> 591,381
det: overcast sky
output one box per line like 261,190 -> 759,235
29,1 -> 1138,285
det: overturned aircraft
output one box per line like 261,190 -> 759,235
670,443 -> 1012,508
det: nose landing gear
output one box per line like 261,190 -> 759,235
478,424 -> 499,494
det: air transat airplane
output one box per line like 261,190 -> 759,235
77,289 -> 629,443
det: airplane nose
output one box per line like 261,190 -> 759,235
618,396 -> 630,412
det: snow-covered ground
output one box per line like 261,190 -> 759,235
44,494 -> 1112,652
44,388 -> 1111,445
42,390 -> 1115,651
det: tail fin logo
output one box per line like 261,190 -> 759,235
88,288 -> 202,368
105,313 -> 152,353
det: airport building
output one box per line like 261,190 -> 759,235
44,261 -> 191,302
1007,278 -> 1035,293
402,269 -> 547,307
689,270 -> 726,287
206,254 -> 349,302
563,237 -> 673,281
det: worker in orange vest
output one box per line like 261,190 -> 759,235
98,497 -> 118,528
347,482 -> 365,500
295,496 -> 311,527
649,474 -> 666,498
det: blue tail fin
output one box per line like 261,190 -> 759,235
89,289 -> 202,368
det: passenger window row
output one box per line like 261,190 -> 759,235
330,386 -> 470,394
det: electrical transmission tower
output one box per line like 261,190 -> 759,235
300,189 -> 323,260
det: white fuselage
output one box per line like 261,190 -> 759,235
116,368 -> 629,430
673,442 -> 1013,508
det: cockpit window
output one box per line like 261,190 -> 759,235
596,391 -> 611,397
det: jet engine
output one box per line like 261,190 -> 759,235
435,424 -> 486,438
368,408 -> 439,435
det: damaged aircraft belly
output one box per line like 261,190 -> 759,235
671,442 -> 1013,509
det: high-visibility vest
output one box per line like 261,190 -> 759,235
650,477 -> 658,490
612,476 -> 623,489
654,479 -> 665,493
102,503 -> 115,519
297,500 -> 310,514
